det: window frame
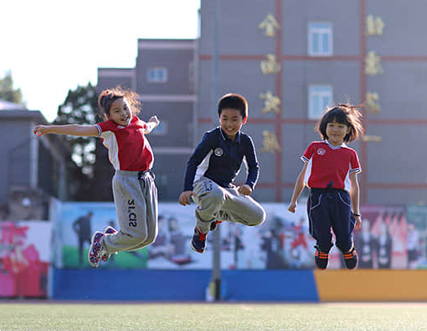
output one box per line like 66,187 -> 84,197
308,85 -> 333,120
146,67 -> 168,83
308,22 -> 333,57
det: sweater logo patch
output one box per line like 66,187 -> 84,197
317,148 -> 326,155
214,148 -> 223,156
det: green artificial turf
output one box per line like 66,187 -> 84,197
0,302 -> 426,331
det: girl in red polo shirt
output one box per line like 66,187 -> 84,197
288,104 -> 364,270
34,86 -> 160,268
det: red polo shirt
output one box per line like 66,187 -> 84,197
96,115 -> 153,171
301,140 -> 361,191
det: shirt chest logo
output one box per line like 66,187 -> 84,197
214,148 -> 223,157
317,148 -> 326,156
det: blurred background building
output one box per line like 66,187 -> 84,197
2,0 -> 427,210
2,0 -> 427,302
196,0 -> 427,205
0,107 -> 86,220
95,0 -> 427,205
96,39 -> 197,201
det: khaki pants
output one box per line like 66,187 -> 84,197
192,176 -> 266,233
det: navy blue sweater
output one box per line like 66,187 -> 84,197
183,127 -> 259,191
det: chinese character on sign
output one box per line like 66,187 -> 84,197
260,130 -> 281,153
366,92 -> 381,113
260,91 -> 281,114
362,135 -> 382,142
260,54 -> 281,75
366,15 -> 385,36
258,13 -> 280,37
365,51 -> 383,76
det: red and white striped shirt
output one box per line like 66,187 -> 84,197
301,140 -> 361,192
96,115 -> 154,171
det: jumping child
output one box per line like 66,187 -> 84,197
34,86 -> 160,268
178,93 -> 266,253
288,103 -> 363,270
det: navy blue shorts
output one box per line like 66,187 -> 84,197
307,188 -> 356,254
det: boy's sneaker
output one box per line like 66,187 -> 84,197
314,247 -> 329,270
88,231 -> 105,268
343,247 -> 358,270
191,227 -> 207,253
100,226 -> 118,262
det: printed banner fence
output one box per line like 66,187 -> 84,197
50,201 -> 423,270
0,221 -> 51,297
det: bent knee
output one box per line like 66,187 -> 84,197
248,209 -> 266,227
141,232 -> 157,246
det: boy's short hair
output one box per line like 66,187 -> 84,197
217,93 -> 248,119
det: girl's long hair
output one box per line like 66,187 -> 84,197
98,86 -> 141,118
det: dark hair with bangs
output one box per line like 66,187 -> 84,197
98,86 -> 141,119
217,93 -> 248,119
316,103 -> 364,143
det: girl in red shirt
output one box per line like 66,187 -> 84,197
288,104 -> 364,270
34,86 -> 160,268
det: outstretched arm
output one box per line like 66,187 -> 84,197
33,124 -> 99,137
288,162 -> 308,213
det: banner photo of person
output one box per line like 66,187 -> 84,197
51,201 -> 149,269
0,221 -> 51,298
51,201 -> 413,270
52,201 -> 315,270
406,204 -> 427,270
334,205 -> 407,270
148,203 -> 315,270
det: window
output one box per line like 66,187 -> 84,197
308,85 -> 333,119
147,67 -> 168,83
308,22 -> 333,56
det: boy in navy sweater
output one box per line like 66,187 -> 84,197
179,93 -> 266,253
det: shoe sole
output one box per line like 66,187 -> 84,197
314,258 -> 328,270
190,240 -> 205,253
88,232 -> 103,268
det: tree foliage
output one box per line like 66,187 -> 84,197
0,71 -> 25,105
54,82 -> 99,177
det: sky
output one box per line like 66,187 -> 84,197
1,0 -> 200,122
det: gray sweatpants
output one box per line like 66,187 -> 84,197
192,176 -> 266,233
102,170 -> 158,254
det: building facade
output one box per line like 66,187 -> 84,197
95,1 -> 427,205
197,0 -> 427,205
